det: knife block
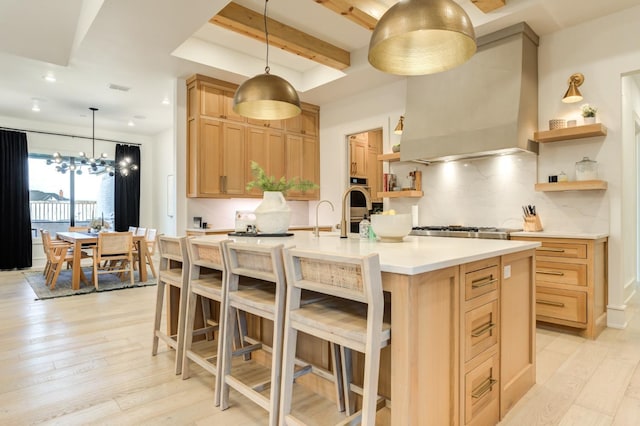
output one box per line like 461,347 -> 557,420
523,215 -> 543,232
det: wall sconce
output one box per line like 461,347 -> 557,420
394,116 -> 404,135
562,73 -> 584,103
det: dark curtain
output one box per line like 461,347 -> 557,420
114,144 -> 141,232
0,130 -> 32,269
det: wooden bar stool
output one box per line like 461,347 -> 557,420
218,241 -> 287,426
151,235 -> 190,375
279,248 -> 391,426
181,238 -> 231,406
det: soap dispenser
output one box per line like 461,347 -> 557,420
359,214 -> 370,239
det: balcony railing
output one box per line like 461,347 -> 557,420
30,200 -> 96,223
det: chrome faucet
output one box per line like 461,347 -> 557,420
340,186 -> 372,238
314,200 -> 334,237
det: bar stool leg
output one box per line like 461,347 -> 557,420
151,278 -> 166,356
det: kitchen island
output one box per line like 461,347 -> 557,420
190,232 -> 539,425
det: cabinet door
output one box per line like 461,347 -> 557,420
284,107 -> 318,136
200,83 -> 225,119
222,122 -> 246,195
246,128 -> 285,196
286,134 -> 319,200
247,117 -> 284,129
187,116 -> 198,197
350,139 -> 367,178
199,118 -> 223,196
367,148 -> 381,202
223,90 -> 246,123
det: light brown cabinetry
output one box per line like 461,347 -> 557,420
366,130 -> 382,202
285,133 -> 319,200
186,74 -> 320,200
460,257 -> 501,426
245,127 -> 285,197
511,236 -> 608,339
349,134 -> 367,178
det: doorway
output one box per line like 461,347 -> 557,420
346,128 -> 383,232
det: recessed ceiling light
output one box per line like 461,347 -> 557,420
43,72 -> 56,82
162,97 -> 170,105
127,120 -> 135,127
32,103 -> 40,112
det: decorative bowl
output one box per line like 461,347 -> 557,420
370,213 -> 412,242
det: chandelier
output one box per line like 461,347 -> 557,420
47,107 -> 138,176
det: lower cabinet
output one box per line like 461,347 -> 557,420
511,235 -> 608,339
461,250 -> 536,424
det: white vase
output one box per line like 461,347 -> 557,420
583,116 -> 596,124
254,191 -> 291,234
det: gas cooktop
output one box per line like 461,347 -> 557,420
410,226 -> 522,240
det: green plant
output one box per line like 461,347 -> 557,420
246,161 -> 318,194
581,104 -> 598,117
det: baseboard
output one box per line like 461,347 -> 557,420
607,303 -> 629,329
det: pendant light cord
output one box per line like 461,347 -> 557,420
264,0 -> 270,74
90,107 -> 98,159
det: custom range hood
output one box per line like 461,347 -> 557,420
400,22 -> 539,163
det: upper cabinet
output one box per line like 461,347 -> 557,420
349,134 -> 368,178
186,74 -> 320,200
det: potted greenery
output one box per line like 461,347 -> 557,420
246,161 -> 318,234
581,104 -> 598,124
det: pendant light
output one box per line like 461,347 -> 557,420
562,73 -> 584,103
368,0 -> 477,76
232,0 -> 301,120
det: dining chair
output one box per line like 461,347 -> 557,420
41,230 -> 90,289
92,232 -> 134,289
133,228 -> 157,278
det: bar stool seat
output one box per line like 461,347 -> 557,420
280,248 -> 391,426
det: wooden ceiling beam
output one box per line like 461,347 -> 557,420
210,2 -> 350,70
314,0 -> 389,31
471,0 -> 506,13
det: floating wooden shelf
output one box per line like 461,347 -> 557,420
377,190 -> 423,198
534,180 -> 608,192
533,123 -> 607,143
377,152 -> 401,162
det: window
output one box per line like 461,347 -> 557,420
29,154 -> 114,236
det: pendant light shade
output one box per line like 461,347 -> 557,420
233,72 -> 301,120
232,0 -> 301,120
562,73 -> 584,103
368,0 -> 477,76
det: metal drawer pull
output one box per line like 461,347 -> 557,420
471,377 -> 497,399
537,247 -> 566,253
471,276 -> 498,289
471,322 -> 496,337
536,299 -> 565,308
536,270 -> 565,276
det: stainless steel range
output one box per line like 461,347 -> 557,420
410,226 -> 522,240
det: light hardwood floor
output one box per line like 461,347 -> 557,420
1,269 -> 639,425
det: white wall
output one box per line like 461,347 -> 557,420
0,114 -> 154,229
315,5 -> 640,328
151,127 -> 176,236
537,5 -> 640,327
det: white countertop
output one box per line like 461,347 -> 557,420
186,225 -> 332,233
511,231 -> 609,240
194,231 -> 540,276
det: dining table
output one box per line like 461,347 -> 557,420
55,231 -> 149,290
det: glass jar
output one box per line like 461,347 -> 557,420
575,157 -> 598,181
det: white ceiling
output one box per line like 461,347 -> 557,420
0,0 -> 638,137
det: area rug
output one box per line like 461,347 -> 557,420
23,267 -> 156,300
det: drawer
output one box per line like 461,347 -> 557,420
536,287 -> 587,324
465,353 -> 500,425
465,264 -> 499,301
536,242 -> 587,259
465,300 -> 499,362
536,261 -> 587,287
